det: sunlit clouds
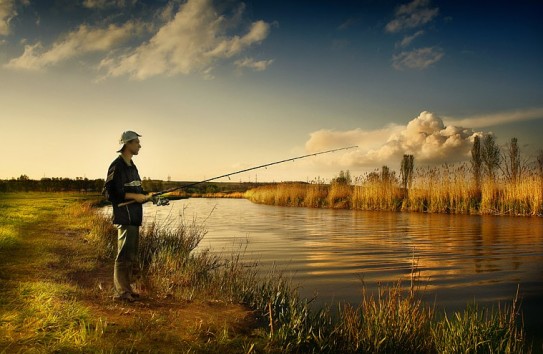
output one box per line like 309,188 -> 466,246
306,107 -> 543,171
99,0 -> 271,80
4,0 -> 272,79
0,0 -> 17,36
5,22 -> 144,71
443,107 -> 543,129
306,111 -> 480,169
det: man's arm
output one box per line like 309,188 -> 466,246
124,192 -> 151,203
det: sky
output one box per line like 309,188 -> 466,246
1,0 -> 542,183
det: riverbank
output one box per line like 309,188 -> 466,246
0,193 -> 532,353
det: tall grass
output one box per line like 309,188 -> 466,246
137,217 -> 222,298
432,288 -> 526,353
245,163 -> 543,215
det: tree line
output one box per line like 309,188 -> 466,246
0,175 -> 260,195
0,176 -> 105,193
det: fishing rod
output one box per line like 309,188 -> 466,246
118,145 -> 358,207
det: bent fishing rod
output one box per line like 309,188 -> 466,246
118,145 -> 358,207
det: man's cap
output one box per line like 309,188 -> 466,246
117,130 -> 141,152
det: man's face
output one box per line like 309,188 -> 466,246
126,139 -> 141,155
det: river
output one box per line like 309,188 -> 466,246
140,198 -> 543,347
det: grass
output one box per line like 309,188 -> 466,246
0,192 -> 533,353
245,163 -> 543,216
0,193 -> 259,353
0,193 -> 109,352
432,303 -> 525,353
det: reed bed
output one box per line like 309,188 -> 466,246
406,164 -> 477,214
245,163 -> 543,216
352,172 -> 403,211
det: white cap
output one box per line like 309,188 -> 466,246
117,130 -> 141,152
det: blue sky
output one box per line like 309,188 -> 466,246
1,0 -> 542,182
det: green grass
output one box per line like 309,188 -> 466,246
432,300 -> 526,353
0,193 -> 110,352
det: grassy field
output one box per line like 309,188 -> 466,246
0,193 -> 262,353
245,164 -> 543,216
0,192 -> 531,353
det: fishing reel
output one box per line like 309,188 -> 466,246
150,195 -> 170,206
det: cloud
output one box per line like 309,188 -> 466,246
0,0 -> 16,36
305,111 -> 480,169
397,30 -> 424,48
235,57 -> 273,71
338,18 -> 357,31
5,21 -> 143,71
392,46 -> 443,70
443,107 -> 543,128
385,0 -> 439,33
385,1 -> 442,70
99,0 -> 271,80
4,0 -> 271,79
82,0 -> 136,9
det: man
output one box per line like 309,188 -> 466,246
103,130 -> 150,302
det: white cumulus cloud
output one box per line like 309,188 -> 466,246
99,0 -> 271,80
392,46 -> 443,70
5,21 -> 143,71
385,0 -> 439,33
305,111 -> 480,169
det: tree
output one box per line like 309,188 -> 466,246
471,135 -> 483,190
333,170 -> 352,185
481,134 -> 500,181
381,165 -> 391,183
400,154 -> 414,191
502,137 -> 524,183
366,171 -> 380,183
537,149 -> 543,179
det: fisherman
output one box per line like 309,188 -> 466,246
103,130 -> 151,302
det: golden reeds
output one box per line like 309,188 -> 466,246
245,163 -> 543,216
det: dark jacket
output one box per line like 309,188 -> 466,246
103,155 -> 146,226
